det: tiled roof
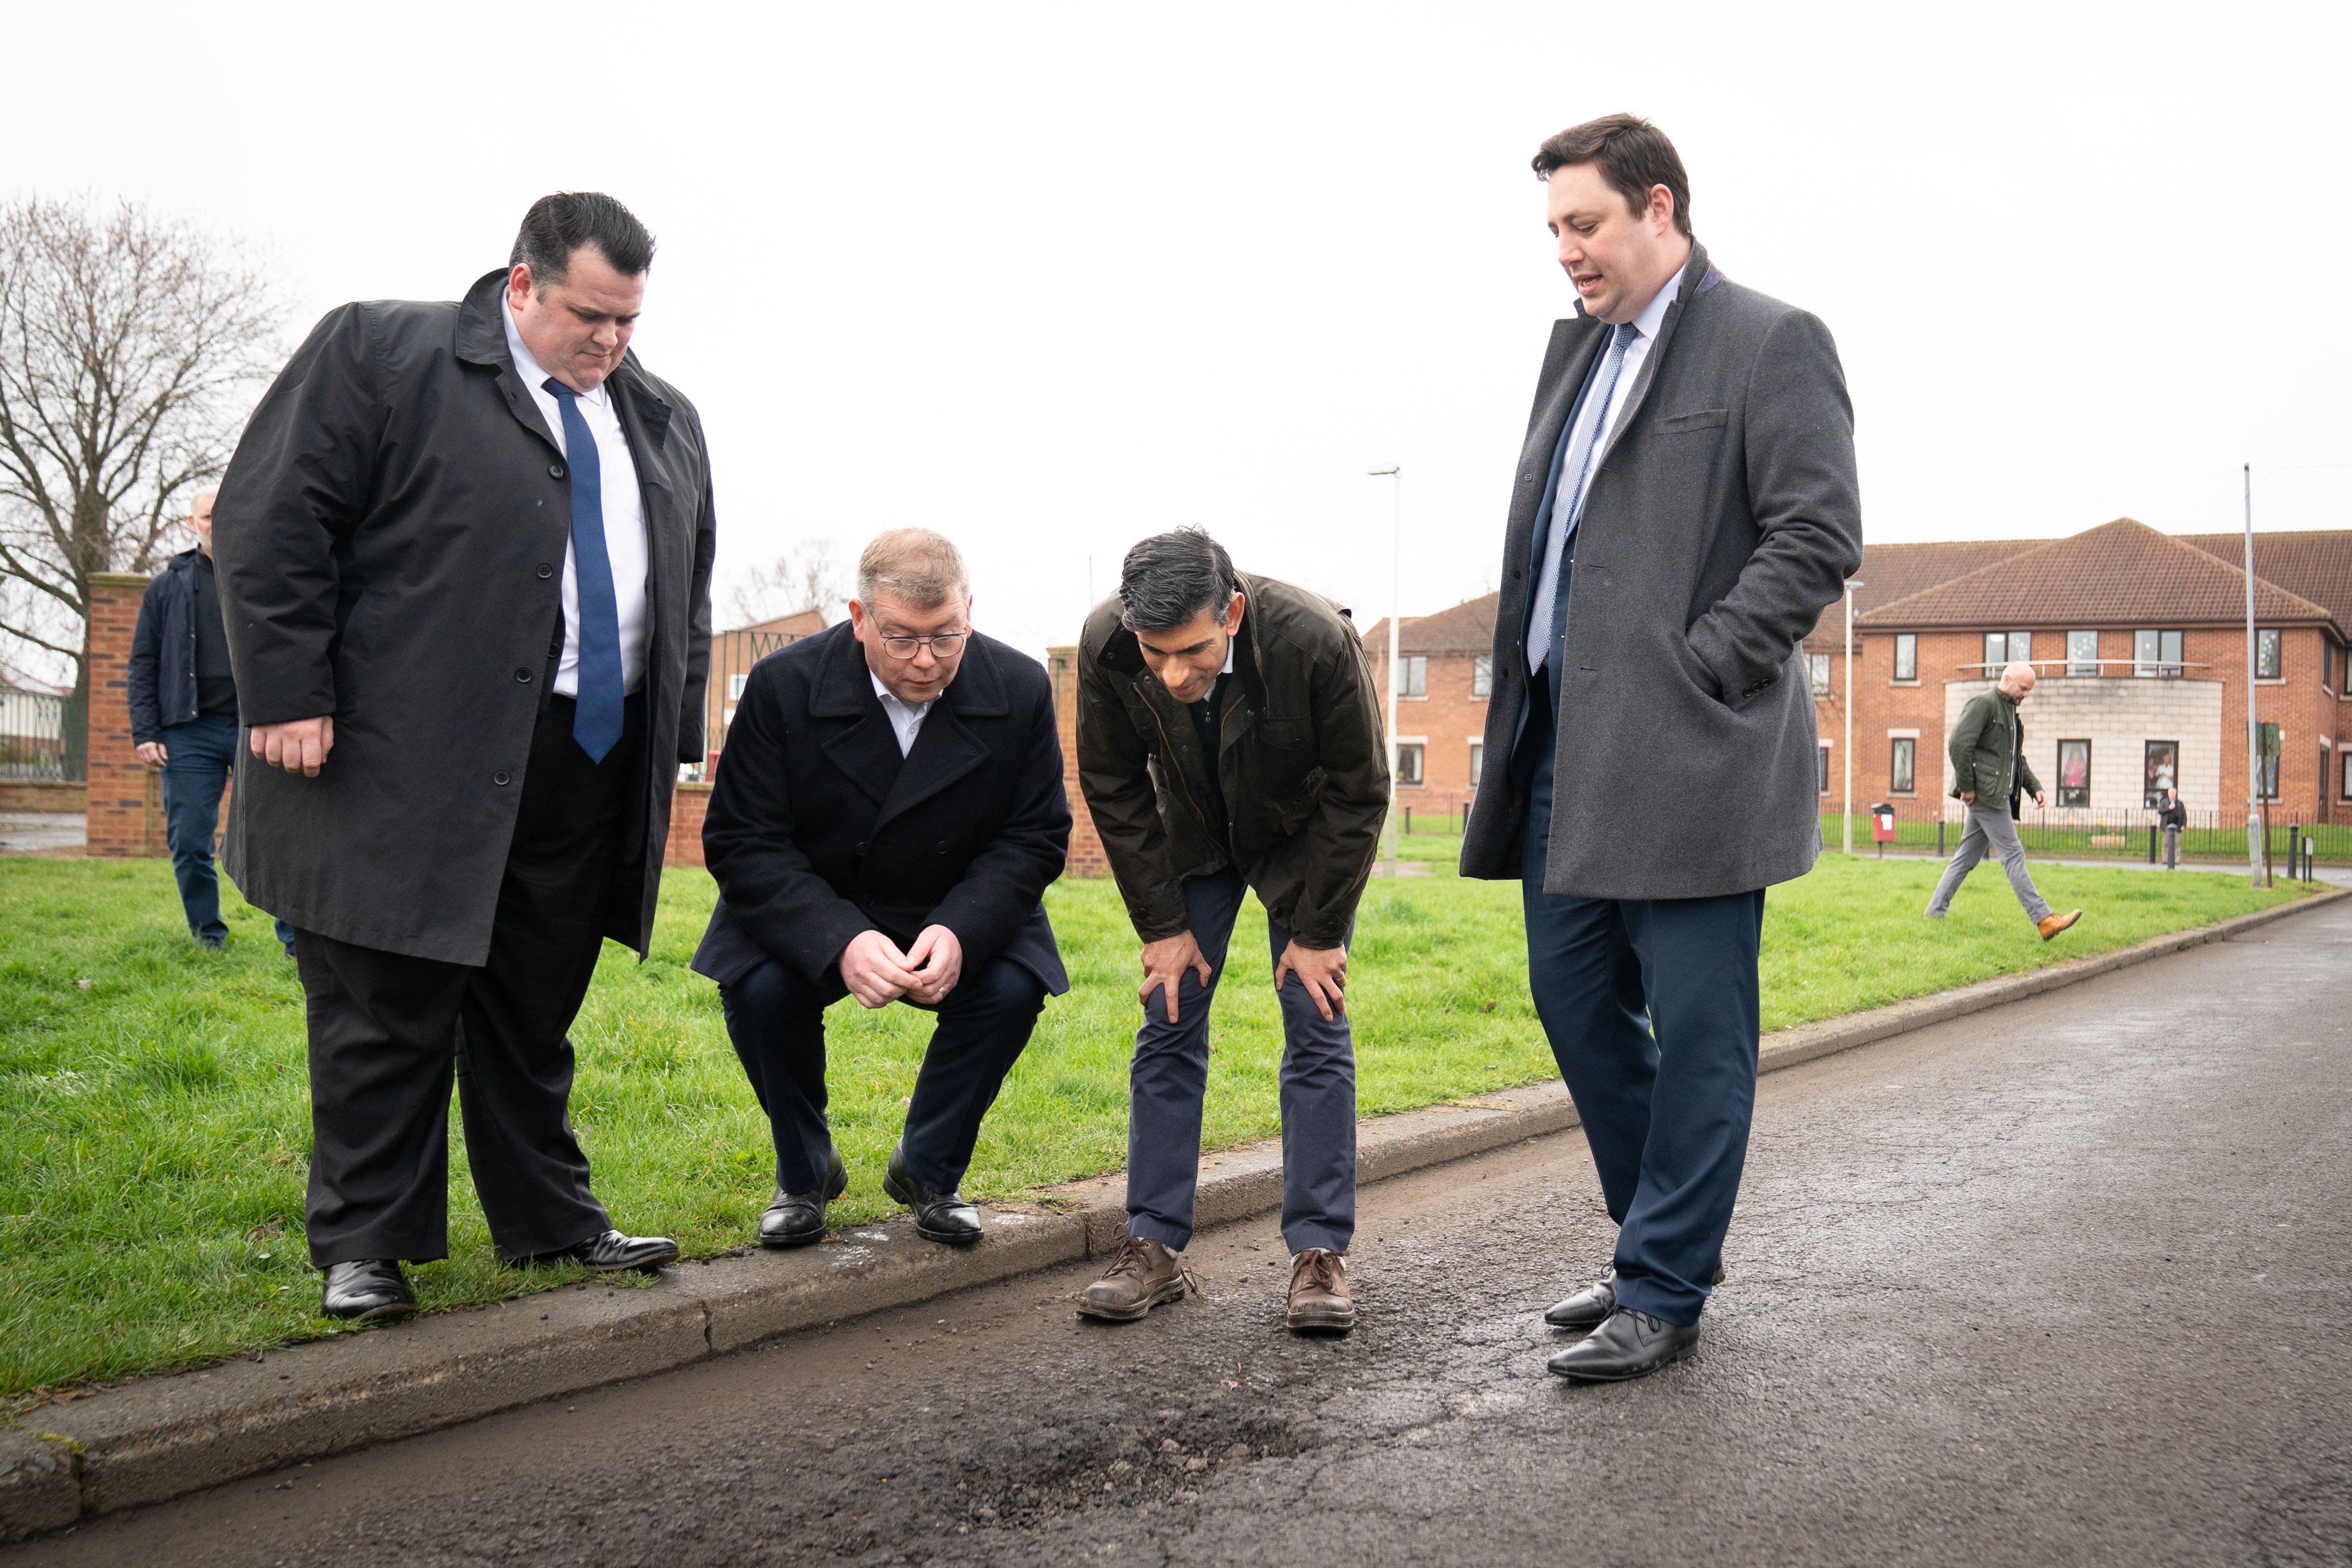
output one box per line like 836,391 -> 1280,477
1360,593 -> 1499,657
1860,518 -> 2331,630
1803,538 -> 2041,648
2175,530 -> 2352,635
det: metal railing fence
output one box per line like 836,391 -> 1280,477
0,691 -> 74,781
1821,798 -> 2352,865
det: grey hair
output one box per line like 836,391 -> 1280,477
856,528 -> 969,610
1118,527 -> 1237,635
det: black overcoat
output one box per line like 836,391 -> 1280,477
691,623 -> 1070,995
213,269 -> 716,964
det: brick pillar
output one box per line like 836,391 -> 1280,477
666,781 -> 713,870
84,572 -> 166,859
1046,646 -> 1107,877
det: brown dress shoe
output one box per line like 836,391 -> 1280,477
1286,1247 -> 1355,1334
2038,909 -> 2083,941
1076,1233 -> 1195,1322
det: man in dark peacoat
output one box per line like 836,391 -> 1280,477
693,531 -> 1069,1251
1463,117 -> 1862,1382
214,194 -> 715,1321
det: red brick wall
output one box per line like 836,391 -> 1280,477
83,572 -> 166,859
1364,646 -> 1486,820
1046,647 -> 1107,877
666,781 -> 712,870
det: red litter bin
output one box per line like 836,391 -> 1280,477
1869,803 -> 1897,855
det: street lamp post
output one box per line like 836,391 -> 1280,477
1842,579 -> 1861,854
1369,466 -> 1402,880
2243,464 -> 2264,887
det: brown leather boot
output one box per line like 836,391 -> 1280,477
1076,1233 -> 1194,1322
2038,909 -> 2083,941
1286,1247 -> 1355,1334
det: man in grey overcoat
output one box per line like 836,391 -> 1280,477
215,193 -> 716,1321
1461,115 -> 1862,1381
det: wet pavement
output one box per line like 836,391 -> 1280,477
13,898 -> 2350,1567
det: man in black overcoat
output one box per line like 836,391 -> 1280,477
214,194 -> 717,1321
693,529 -> 1069,1250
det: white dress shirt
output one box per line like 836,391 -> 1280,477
502,299 -> 650,695
871,669 -> 935,756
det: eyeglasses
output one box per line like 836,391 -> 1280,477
879,632 -> 967,661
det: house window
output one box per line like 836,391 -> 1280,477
1892,633 -> 1917,682
1818,743 -> 1831,795
2256,628 -> 2283,680
728,672 -> 750,699
1400,656 -> 1427,698
1395,743 -> 1424,785
1982,631 -> 2031,673
2066,630 -> 2099,677
1809,654 -> 1832,696
2143,740 -> 2179,807
2056,739 -> 2090,807
1470,655 -> 1492,699
2341,749 -> 2352,803
1467,740 -> 1484,786
1889,737 -> 1916,795
2324,641 -> 2333,692
2135,629 -> 2184,678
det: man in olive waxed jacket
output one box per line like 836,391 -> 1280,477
1926,661 -> 2082,938
1073,528 -> 1387,1336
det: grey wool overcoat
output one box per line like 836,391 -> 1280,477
213,269 -> 717,964
1461,241 -> 1862,898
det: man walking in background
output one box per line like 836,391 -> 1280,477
694,528 -> 1069,1251
215,193 -> 715,1322
1074,528 -> 1387,1335
1463,115 -> 1862,1382
1926,661 -> 2084,937
127,487 -> 296,956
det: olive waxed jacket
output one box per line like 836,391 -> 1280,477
1075,573 -> 1388,950
1947,687 -> 2042,815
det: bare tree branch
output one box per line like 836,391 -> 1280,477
726,537 -> 849,629
0,196 -> 282,768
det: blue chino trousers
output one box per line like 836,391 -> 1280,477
1520,706 -> 1764,1326
1123,867 -> 1356,1256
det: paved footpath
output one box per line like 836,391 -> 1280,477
14,899 -> 2351,1567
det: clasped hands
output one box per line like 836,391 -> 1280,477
1138,929 -> 1347,1025
840,925 -> 963,1009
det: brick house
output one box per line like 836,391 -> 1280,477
692,607 -> 830,780
1359,595 -> 1497,821
1806,518 -> 2352,826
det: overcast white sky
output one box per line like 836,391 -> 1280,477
15,1 -> 2350,659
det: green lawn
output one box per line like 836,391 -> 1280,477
0,846 -> 2313,1399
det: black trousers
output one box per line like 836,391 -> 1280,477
297,694 -> 643,1266
718,951 -> 1046,1196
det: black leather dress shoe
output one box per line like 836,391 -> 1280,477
882,1146 -> 983,1244
1544,1263 -> 1726,1330
760,1148 -> 849,1249
1547,1307 -> 1702,1382
558,1229 -> 680,1272
320,1259 -> 416,1322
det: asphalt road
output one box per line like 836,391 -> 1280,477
16,899 -> 2351,1567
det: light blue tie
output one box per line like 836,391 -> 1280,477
544,379 -> 625,763
1532,321 -> 1640,673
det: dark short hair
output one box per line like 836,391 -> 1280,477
1119,527 -> 1237,635
1531,115 -> 1693,238
509,192 -> 657,285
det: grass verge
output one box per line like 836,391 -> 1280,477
0,846 -> 2312,1396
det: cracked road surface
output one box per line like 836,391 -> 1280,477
14,898 -> 2351,1566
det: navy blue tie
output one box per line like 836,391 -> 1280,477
545,378 -> 625,763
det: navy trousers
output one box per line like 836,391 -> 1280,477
1520,697 -> 1765,1326
157,712 -> 295,952
718,953 -> 1045,1196
1124,867 -> 1356,1256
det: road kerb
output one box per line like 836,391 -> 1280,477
13,883 -> 2337,1537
